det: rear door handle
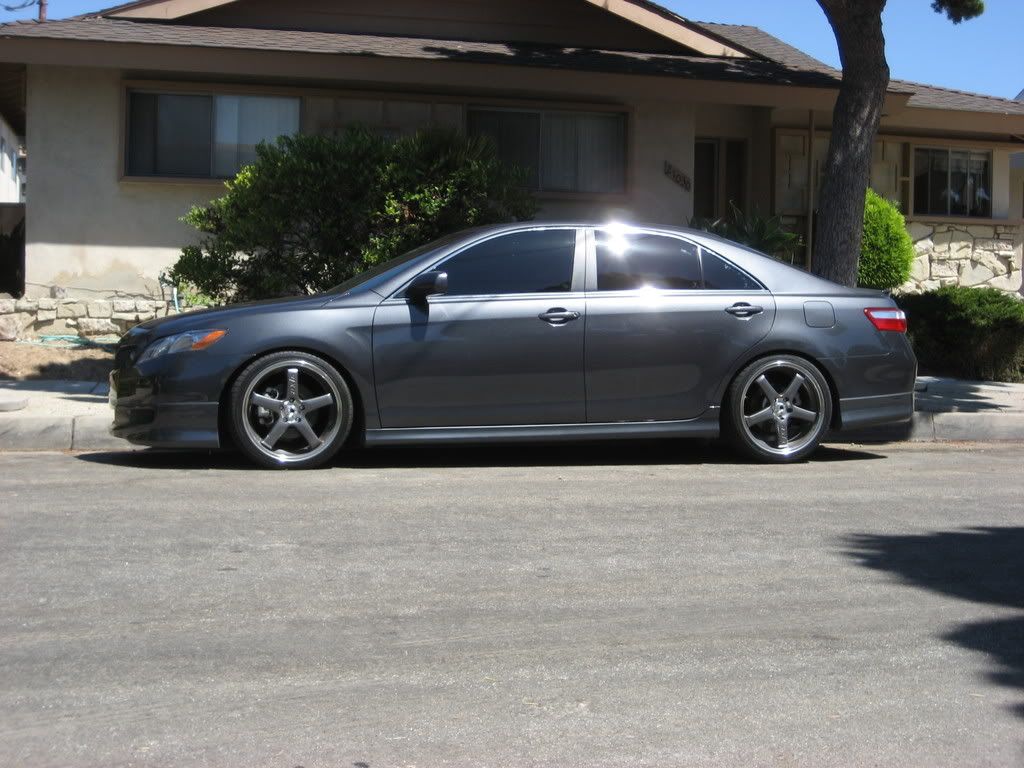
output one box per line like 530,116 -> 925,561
538,308 -> 581,325
725,302 -> 764,318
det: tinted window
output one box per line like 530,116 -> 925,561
701,252 -> 762,291
596,232 -> 702,291
127,92 -> 299,178
441,230 -> 576,296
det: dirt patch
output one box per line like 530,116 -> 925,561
0,340 -> 114,381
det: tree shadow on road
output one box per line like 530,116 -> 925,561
76,440 -> 887,471
845,527 -> 1024,718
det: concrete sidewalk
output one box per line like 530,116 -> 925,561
0,380 -> 123,451
1,376 -> 1023,452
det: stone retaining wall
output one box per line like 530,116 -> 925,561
0,297 -> 175,341
902,221 -> 1023,295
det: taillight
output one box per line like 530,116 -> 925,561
864,307 -> 907,333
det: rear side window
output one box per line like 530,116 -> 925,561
595,232 -> 702,291
441,229 -> 576,296
701,251 -> 763,291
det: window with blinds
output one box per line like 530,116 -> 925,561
467,108 -> 626,194
126,91 -> 300,179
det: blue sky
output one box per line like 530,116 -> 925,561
2,0 -> 1021,99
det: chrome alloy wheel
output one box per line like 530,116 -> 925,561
240,359 -> 343,465
738,358 -> 827,458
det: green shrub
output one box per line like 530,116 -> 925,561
858,189 -> 914,290
170,127 -> 537,302
690,202 -> 802,263
897,286 -> 1024,382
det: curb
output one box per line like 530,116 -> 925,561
830,412 -> 1024,444
0,415 -> 128,451
1,412 -> 1023,452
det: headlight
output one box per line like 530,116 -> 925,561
137,329 -> 227,364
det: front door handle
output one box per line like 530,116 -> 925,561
725,302 -> 764,318
538,308 -> 581,325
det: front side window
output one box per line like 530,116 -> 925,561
127,91 -> 300,178
440,229 -> 576,296
914,147 -> 992,218
596,231 -> 702,291
467,108 -> 626,194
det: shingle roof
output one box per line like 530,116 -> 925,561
2,13 -> 1022,117
692,21 -> 836,72
693,20 -> 1024,116
0,18 -> 841,88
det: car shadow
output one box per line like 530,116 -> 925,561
76,439 -> 887,471
845,527 -> 1024,718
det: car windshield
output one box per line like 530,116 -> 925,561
327,232 -> 466,295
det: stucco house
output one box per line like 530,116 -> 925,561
0,0 -> 1022,334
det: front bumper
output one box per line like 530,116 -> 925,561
108,351 -> 247,449
110,395 -> 221,448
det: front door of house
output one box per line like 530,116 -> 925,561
694,138 -> 747,220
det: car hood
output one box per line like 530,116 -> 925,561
135,294 -> 332,337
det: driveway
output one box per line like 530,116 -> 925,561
0,442 -> 1021,767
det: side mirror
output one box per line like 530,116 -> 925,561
405,270 -> 448,304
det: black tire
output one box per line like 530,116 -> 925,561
725,354 -> 832,463
229,351 -> 354,469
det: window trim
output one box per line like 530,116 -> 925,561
118,80 -> 633,197
584,227 -> 766,294
387,227 -> 587,302
912,144 -> 994,219
466,104 -> 631,200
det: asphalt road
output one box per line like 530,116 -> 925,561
1,442 -> 1022,767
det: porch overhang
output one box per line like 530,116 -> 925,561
0,63 -> 25,136
0,32 -> 902,114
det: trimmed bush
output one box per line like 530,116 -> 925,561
857,189 -> 914,290
170,126 -> 537,302
897,286 -> 1024,382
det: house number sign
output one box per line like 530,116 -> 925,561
664,161 -> 691,192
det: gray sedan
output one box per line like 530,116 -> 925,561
109,223 -> 916,468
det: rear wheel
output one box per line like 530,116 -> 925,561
726,355 -> 832,463
229,351 -> 353,469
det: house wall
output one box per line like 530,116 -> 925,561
184,0 -> 686,52
21,64 -> 698,311
24,65 -> 212,301
768,112 -> 1023,295
0,114 -> 21,204
1010,152 -> 1024,220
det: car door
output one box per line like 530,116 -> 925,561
584,226 -> 776,422
372,227 -> 587,428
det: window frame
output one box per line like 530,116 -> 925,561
389,227 -> 587,302
466,105 -> 631,200
912,144 -> 993,219
584,227 -> 766,294
119,81 -> 304,184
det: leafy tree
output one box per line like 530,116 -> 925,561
171,127 -> 536,302
813,0 -> 984,286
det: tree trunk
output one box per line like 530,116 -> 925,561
813,0 -> 890,286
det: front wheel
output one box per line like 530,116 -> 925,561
229,351 -> 354,469
725,355 -> 832,463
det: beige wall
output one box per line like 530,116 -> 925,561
25,65 -> 214,299
1011,153 -> 1024,220
24,65 -> 699,297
